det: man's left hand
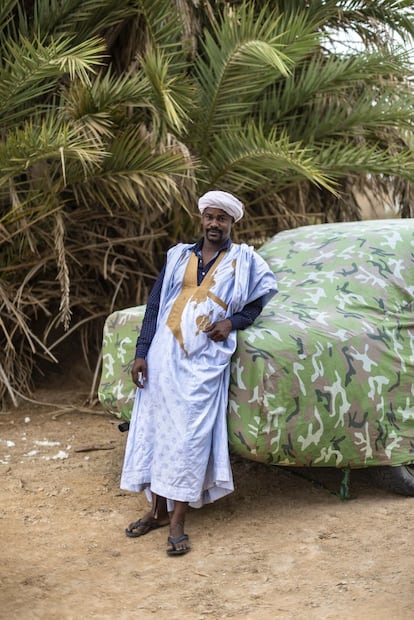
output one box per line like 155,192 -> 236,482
205,318 -> 232,342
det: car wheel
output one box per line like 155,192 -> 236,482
370,465 -> 414,496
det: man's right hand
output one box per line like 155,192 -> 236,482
131,358 -> 147,388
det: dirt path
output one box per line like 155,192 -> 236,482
1,387 -> 414,620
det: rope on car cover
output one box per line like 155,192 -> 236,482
339,468 -> 355,501
284,466 -> 356,501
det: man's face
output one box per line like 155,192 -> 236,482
201,207 -> 233,245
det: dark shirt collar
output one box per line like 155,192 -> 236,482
192,237 -> 232,255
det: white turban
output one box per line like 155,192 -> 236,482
198,190 -> 244,222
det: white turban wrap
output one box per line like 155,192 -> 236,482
198,190 -> 244,222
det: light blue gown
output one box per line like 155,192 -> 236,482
121,243 -> 277,508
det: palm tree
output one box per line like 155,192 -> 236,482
1,0 -> 413,406
0,0 -> 196,405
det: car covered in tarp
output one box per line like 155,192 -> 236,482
98,218 -> 414,495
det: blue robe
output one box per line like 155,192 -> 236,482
121,242 -> 277,508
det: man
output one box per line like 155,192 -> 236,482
120,190 -> 278,556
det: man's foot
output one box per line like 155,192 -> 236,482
166,500 -> 189,555
167,533 -> 191,556
125,513 -> 169,538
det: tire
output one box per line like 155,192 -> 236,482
370,465 -> 414,496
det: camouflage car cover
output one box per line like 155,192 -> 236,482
98,306 -> 145,420
98,219 -> 414,469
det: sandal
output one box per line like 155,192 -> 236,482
167,534 -> 191,556
125,519 -> 168,538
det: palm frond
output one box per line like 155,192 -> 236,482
138,49 -> 195,136
314,141 -> 414,183
15,0 -> 134,42
322,0 -> 414,45
0,0 -> 18,38
71,126 -> 195,212
62,71 -> 153,141
297,91 -> 414,143
0,114 -> 106,184
137,0 -> 189,69
258,47 -> 413,130
206,122 -> 336,194
0,35 -> 106,125
194,3 -> 302,147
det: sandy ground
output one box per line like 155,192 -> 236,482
1,384 -> 414,620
